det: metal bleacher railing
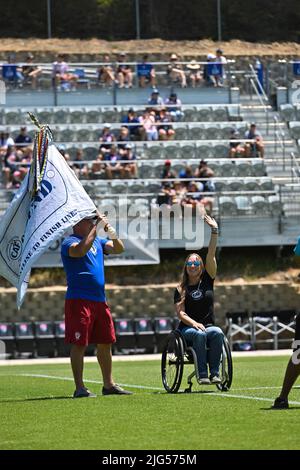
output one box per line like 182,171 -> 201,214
0,60 -> 238,106
227,312 -> 297,350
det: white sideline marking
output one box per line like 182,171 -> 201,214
19,373 -> 163,391
209,392 -> 300,406
16,373 -> 300,405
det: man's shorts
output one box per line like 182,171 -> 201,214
65,299 -> 116,346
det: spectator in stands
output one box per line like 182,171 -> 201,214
2,145 -> 17,188
2,54 -> 24,87
215,48 -> 227,86
59,146 -> 71,162
72,149 -> 89,179
164,92 -> 183,121
203,53 -> 218,87
97,54 -> 115,87
137,54 -> 156,88
186,60 -> 202,88
194,160 -> 214,181
179,164 -> 193,187
272,312 -> 300,409
52,54 -> 78,91
174,212 -> 222,385
20,146 -> 32,170
139,110 -> 158,141
0,130 -> 15,149
229,129 -> 246,158
147,88 -> 164,107
161,160 -> 177,186
116,53 -> 133,88
244,123 -> 265,158
117,126 -> 131,153
183,181 -> 214,215
157,108 -> 175,141
99,124 -> 116,154
120,143 -> 137,178
122,108 -> 145,141
14,126 -> 32,149
170,180 -> 187,205
167,54 -> 187,88
21,53 -> 42,89
103,145 -> 122,179
216,48 -> 227,64
182,181 -> 205,209
2,145 -> 28,188
91,154 -> 104,177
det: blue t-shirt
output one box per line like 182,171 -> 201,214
61,235 -> 109,302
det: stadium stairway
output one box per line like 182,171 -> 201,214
240,95 -> 297,180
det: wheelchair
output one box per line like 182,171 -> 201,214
161,329 -> 233,393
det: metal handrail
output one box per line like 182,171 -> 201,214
290,152 -> 300,183
249,77 -> 271,135
249,64 -> 269,103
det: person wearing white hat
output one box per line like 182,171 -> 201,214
98,124 -> 116,156
186,60 -> 202,88
167,53 -> 187,88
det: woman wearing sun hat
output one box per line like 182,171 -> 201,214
186,60 -> 202,88
167,53 -> 187,88
174,207 -> 223,385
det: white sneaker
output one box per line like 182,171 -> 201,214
210,376 -> 222,384
198,377 -> 211,385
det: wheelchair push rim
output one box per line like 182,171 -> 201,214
217,336 -> 233,391
161,331 -> 184,393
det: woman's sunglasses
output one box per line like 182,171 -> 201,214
186,260 -> 201,267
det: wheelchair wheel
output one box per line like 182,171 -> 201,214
161,331 -> 184,393
217,336 -> 233,392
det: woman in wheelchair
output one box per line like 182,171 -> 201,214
174,211 -> 223,385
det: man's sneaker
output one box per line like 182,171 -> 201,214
198,377 -> 211,385
73,387 -> 97,398
272,396 -> 289,409
102,384 -> 133,395
210,375 -> 222,384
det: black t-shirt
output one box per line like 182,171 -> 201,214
174,270 -> 215,327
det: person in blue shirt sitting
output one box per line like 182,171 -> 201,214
137,54 -> 156,88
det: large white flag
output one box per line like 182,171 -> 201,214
0,129 -> 96,308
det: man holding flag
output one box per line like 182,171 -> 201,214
0,115 -> 132,397
61,212 -> 133,397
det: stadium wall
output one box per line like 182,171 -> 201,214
0,282 -> 299,326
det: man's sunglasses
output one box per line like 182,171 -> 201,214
186,260 -> 201,267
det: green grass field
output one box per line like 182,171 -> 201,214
0,356 -> 300,450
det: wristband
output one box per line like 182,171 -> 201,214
211,227 -> 219,234
105,223 -> 117,239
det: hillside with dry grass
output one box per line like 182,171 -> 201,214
0,38 -> 300,57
